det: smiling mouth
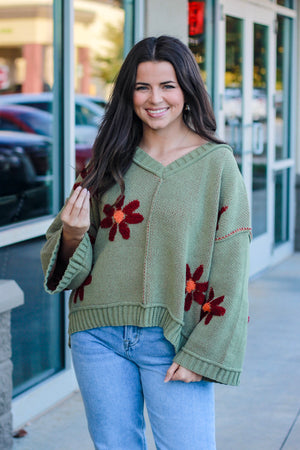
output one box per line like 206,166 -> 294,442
146,108 -> 169,117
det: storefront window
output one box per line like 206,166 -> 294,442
73,0 -> 128,174
274,169 -> 290,244
224,16 -> 243,169
0,237 -> 64,396
277,0 -> 294,8
252,23 -> 268,237
188,0 -> 214,98
0,1 -> 64,396
275,15 -> 292,160
0,2 -> 55,227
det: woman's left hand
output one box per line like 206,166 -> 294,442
164,363 -> 202,383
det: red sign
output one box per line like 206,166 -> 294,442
189,2 -> 205,36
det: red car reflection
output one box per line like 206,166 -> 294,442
0,104 -> 92,175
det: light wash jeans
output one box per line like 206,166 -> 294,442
71,326 -> 216,450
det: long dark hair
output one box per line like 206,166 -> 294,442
82,35 -> 222,198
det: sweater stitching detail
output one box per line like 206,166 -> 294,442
69,303 -> 185,324
177,348 -> 241,372
133,143 -> 233,178
143,177 -> 163,304
215,227 -> 252,241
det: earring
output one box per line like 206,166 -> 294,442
184,103 -> 191,112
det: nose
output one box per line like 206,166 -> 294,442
149,87 -> 162,104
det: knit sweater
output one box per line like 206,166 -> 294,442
41,142 -> 251,386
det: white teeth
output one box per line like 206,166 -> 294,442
147,108 -> 168,114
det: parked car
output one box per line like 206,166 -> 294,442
0,105 -> 92,175
76,94 -> 107,110
0,92 -> 104,145
0,104 -> 52,136
0,131 -> 53,225
0,130 -> 52,175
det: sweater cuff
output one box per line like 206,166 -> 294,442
173,348 -> 241,386
44,231 -> 92,294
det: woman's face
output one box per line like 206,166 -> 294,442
133,61 -> 185,134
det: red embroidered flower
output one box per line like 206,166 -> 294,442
200,287 -> 226,324
216,205 -> 228,230
74,274 -> 92,303
100,195 -> 144,241
185,264 -> 209,311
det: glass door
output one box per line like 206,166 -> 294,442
218,1 -> 276,275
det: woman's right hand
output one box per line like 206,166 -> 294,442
49,186 -> 91,284
61,186 -> 90,245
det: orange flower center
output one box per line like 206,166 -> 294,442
113,209 -> 125,224
202,303 -> 211,313
186,279 -> 196,293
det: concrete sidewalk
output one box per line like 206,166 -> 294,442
12,253 -> 300,450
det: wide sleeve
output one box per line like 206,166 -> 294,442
173,151 -> 251,386
40,176 -> 100,294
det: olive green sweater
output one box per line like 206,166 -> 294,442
41,143 -> 251,386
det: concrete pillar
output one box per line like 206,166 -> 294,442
144,0 -> 188,44
22,43 -> 43,93
0,280 -> 24,450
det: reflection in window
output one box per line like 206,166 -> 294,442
74,1 -> 125,102
224,16 -> 243,167
277,0 -> 294,8
0,238 -> 64,396
0,2 -> 54,226
73,0 -> 126,176
252,23 -> 268,238
275,15 -> 292,160
274,169 -> 290,244
188,0 -> 214,98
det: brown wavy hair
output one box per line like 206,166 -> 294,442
82,35 -> 222,198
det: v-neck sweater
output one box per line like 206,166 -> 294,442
41,142 -> 251,386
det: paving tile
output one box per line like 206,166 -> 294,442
282,409 -> 300,449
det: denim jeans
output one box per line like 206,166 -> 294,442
71,326 -> 216,450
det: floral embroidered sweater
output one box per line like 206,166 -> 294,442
41,142 -> 251,386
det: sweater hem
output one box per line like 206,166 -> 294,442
173,348 -> 241,386
68,304 -> 186,352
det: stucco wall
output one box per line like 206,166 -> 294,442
144,0 -> 188,44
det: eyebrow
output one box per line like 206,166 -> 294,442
135,81 -> 177,86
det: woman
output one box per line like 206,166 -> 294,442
41,36 -> 251,450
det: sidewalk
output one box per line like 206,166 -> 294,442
12,253 -> 300,450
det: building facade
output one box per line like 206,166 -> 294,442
0,0 -> 298,428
